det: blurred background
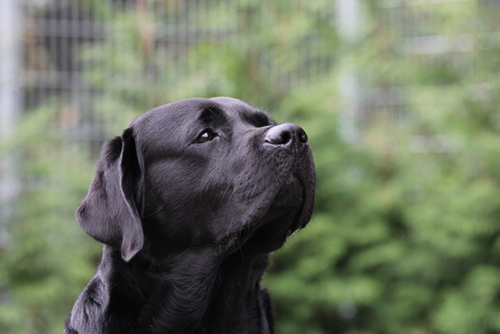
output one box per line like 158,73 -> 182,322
1,0 -> 500,333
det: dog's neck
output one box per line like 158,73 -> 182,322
199,249 -> 271,333
98,244 -> 272,333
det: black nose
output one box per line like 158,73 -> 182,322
264,123 -> 308,148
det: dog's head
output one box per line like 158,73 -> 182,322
76,97 -> 315,261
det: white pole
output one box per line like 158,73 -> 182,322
336,0 -> 364,144
0,0 -> 22,247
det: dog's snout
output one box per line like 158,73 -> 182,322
264,123 -> 308,149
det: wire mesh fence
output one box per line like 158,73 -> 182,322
2,0 -> 339,238
2,0 -> 499,241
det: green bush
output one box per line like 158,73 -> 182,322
3,1 -> 500,333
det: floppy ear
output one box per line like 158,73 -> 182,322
76,128 -> 145,262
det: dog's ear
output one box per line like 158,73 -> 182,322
76,128 -> 145,262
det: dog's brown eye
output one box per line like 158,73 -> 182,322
195,129 -> 217,144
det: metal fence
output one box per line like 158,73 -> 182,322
1,0 -> 500,241
1,0 -> 339,242
369,0 -> 500,118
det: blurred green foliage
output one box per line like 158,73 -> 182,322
2,0 -> 500,333
0,103 -> 100,332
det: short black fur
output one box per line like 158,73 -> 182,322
66,97 -> 315,334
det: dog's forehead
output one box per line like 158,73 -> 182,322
209,96 -> 254,111
131,97 -> 262,128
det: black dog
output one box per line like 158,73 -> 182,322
65,97 -> 315,334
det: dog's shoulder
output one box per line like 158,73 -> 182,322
65,274 -> 108,333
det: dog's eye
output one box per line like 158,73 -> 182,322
194,129 -> 217,144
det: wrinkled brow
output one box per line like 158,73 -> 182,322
240,110 -> 274,127
197,107 -> 227,125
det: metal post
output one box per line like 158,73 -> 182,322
0,0 -> 22,247
336,0 -> 364,144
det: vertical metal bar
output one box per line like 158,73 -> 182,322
0,0 -> 22,247
336,0 -> 364,144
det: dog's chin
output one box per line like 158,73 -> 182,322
264,172 -> 314,239
287,171 -> 315,236
246,174 -> 313,252
217,173 -> 313,254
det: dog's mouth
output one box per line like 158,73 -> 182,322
216,166 -> 315,254
286,171 -> 315,235
216,223 -> 253,253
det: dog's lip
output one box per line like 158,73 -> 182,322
240,170 -> 314,242
286,171 -> 314,236
216,152 -> 315,252
216,224 -> 253,252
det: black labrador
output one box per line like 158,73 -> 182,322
65,97 -> 315,334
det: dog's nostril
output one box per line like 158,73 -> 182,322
279,131 -> 291,145
298,129 -> 308,143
